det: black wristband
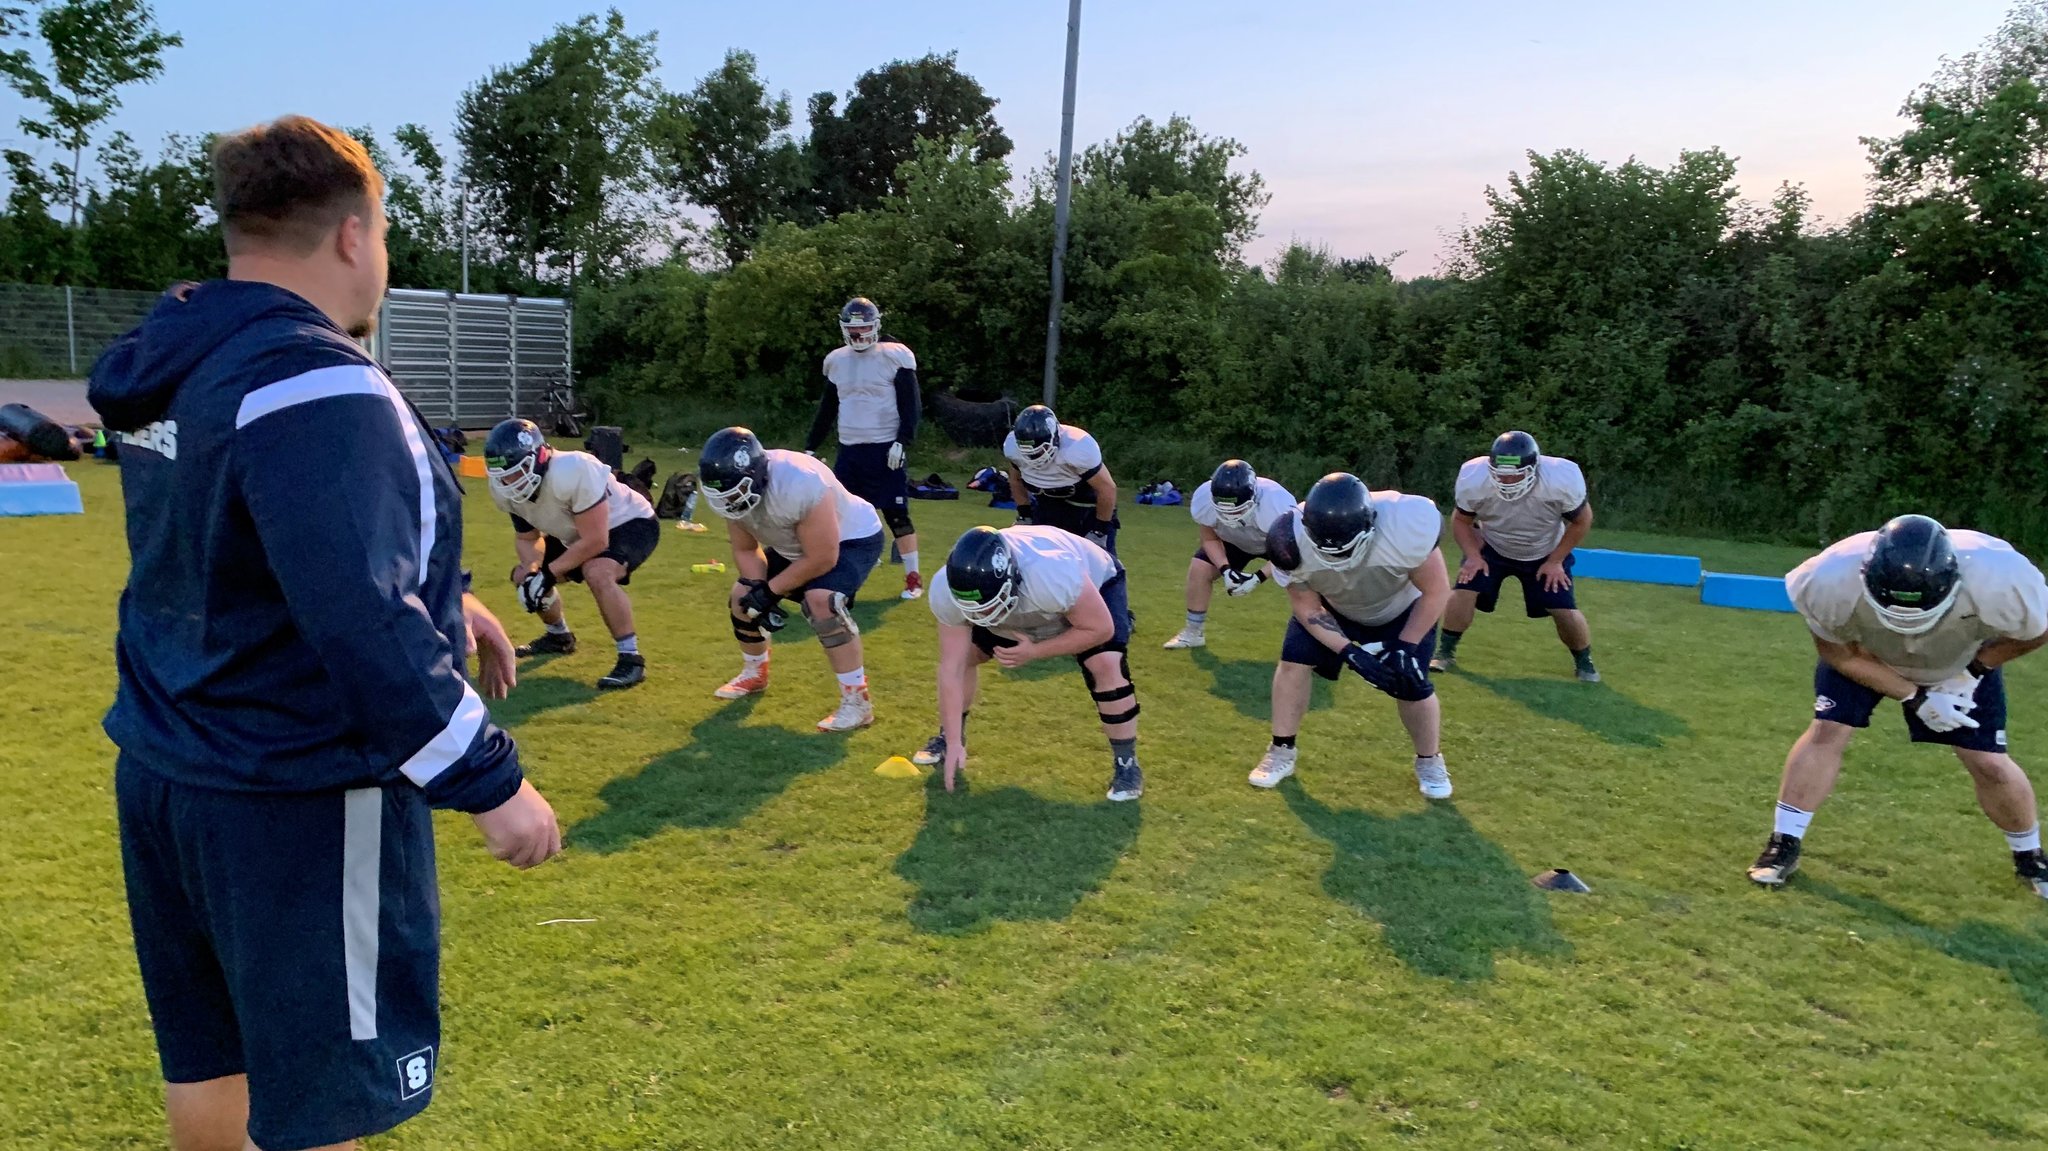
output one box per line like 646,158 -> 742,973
1907,687 -> 1929,708
1969,658 -> 1992,678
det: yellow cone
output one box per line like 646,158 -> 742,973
873,755 -> 923,779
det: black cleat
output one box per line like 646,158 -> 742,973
2015,849 -> 2048,900
1748,832 -> 1802,886
597,653 -> 645,690
516,631 -> 577,658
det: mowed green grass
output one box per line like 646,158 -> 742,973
6,449 -> 2048,1150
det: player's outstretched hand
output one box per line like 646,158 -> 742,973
473,779 -> 562,869
1537,559 -> 1571,592
1457,553 -> 1489,583
463,593 -> 518,700
1912,688 -> 1979,733
943,741 -> 966,792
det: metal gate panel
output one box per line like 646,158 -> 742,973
373,289 -> 573,429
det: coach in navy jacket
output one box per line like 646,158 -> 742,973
89,116 -> 560,1151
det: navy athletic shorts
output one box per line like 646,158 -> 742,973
1280,598 -> 1438,686
1026,496 -> 1118,556
766,530 -> 886,602
971,570 -> 1132,666
1813,661 -> 2009,752
117,757 -> 442,1150
834,443 -> 910,522
1193,540 -> 1260,571
541,514 -> 660,584
1455,542 -> 1576,617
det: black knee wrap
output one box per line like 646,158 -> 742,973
884,506 -> 915,537
1090,676 -> 1138,724
732,615 -> 764,644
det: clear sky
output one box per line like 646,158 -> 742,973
0,0 -> 2016,273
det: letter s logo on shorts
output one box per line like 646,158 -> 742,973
397,1047 -> 436,1100
1815,695 -> 1837,713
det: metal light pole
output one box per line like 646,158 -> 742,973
458,181 -> 471,294
1042,0 -> 1082,407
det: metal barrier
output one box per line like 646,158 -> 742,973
0,283 -> 159,376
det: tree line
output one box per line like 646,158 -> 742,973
2,2 -> 2045,548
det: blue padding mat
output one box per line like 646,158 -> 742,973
0,463 -> 82,516
1701,571 -> 1795,613
1571,548 -> 1701,586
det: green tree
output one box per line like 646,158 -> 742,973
662,48 -> 806,266
804,52 -> 1013,218
0,0 -> 181,242
79,130 -> 219,288
1075,115 -> 1268,260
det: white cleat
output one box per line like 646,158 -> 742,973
1414,754 -> 1453,800
1248,744 -> 1297,789
1162,627 -> 1207,650
817,687 -> 875,732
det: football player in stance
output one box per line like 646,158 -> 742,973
1750,515 -> 2048,898
1163,459 -> 1297,650
1249,473 -> 1454,798
805,296 -> 926,600
485,417 -> 661,690
1003,404 -> 1120,555
699,427 -> 887,733
921,525 -> 1144,802
1433,430 -> 1599,682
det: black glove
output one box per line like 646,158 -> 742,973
738,579 -> 788,632
518,566 -> 557,613
1378,641 -> 1435,701
1082,512 -> 1118,548
1341,643 -> 1396,692
1015,503 -> 1035,526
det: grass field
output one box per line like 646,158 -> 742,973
6,446 -> 2048,1150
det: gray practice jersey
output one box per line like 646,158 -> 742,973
1003,424 -> 1105,505
1454,454 -> 1588,562
822,341 -> 916,445
733,449 -> 884,560
492,449 -> 654,543
1190,476 -> 1296,555
1786,529 -> 2048,685
1288,491 -> 1444,626
929,526 -> 1120,643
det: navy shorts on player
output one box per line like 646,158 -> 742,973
972,570 -> 1132,666
1812,661 -> 2010,752
1281,598 -> 1439,691
766,530 -> 886,602
834,442 -> 911,532
540,514 -> 660,584
1456,543 -> 1576,618
1027,496 -> 1118,556
1193,540 -> 1260,572
117,757 -> 441,1151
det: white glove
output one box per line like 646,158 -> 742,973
1913,689 -> 1979,733
1934,671 -> 1981,700
887,441 -> 905,470
1223,569 -> 1262,597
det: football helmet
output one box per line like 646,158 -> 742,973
483,417 -> 549,502
1863,514 -> 1960,635
1300,473 -> 1377,570
946,526 -> 1020,627
839,297 -> 882,352
699,427 -> 770,518
1013,405 -> 1059,466
1210,459 -> 1259,527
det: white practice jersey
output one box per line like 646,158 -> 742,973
1454,454 -> 1588,562
1003,424 -> 1105,504
1785,529 -> 2048,685
929,525 -> 1120,643
822,340 -> 916,445
1191,476 -> 1296,555
493,449 -> 654,543
733,449 -> 884,560
1287,491 -> 1443,626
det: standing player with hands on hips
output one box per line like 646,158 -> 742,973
805,297 -> 926,600
1434,430 -> 1599,682
1750,515 -> 2048,898
483,417 -> 660,691
87,115 -> 558,1151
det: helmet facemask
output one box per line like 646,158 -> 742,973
1491,459 -> 1537,501
1862,581 -> 1959,635
486,451 -> 545,502
703,475 -> 760,518
1312,525 -> 1376,571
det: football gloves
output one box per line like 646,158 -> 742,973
1911,687 -> 1979,732
1223,568 -> 1264,597
887,441 -> 905,470
518,566 -> 557,614
737,579 -> 789,632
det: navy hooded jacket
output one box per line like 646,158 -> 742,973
88,280 -> 522,813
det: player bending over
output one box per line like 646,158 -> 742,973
1163,458 -> 1297,650
1004,404 -> 1120,555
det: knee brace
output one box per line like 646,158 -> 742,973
732,615 -> 765,645
884,506 -> 915,537
1091,681 -> 1140,725
804,591 -> 860,649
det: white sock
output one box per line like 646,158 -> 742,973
2005,825 -> 2041,853
837,667 -> 867,689
545,618 -> 571,635
1774,802 -> 1814,839
903,551 -> 919,575
743,650 -> 768,669
616,633 -> 638,655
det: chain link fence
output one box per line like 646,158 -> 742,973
0,282 -> 160,377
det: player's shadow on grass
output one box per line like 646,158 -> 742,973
894,777 -> 1141,935
1188,648 -> 1334,724
569,697 -> 849,853
1810,880 -> 2048,1027
489,673 -> 598,729
1282,780 -> 1570,981
1461,672 -> 1689,748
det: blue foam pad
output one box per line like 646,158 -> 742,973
1571,548 -> 1701,587
1701,571 -> 1795,613
0,462 -> 82,516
